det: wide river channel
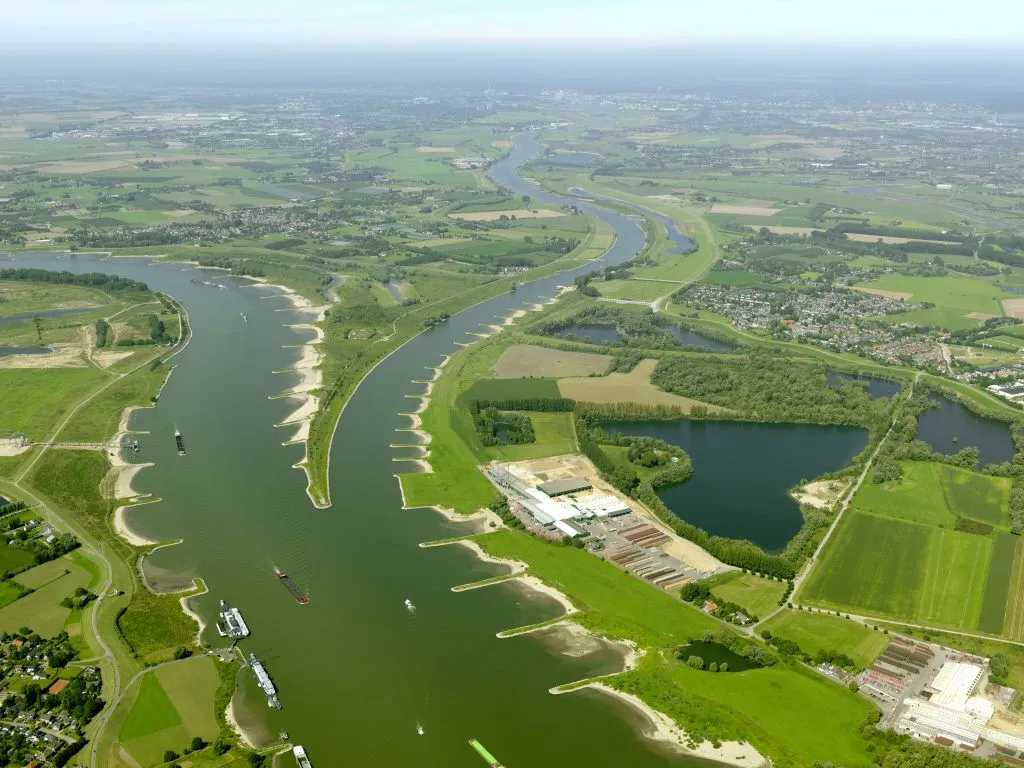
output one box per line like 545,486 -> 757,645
6,135 -> 719,766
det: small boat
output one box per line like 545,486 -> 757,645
240,312 -> 248,323
417,723 -> 424,736
404,598 -> 415,611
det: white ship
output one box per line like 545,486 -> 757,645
293,745 -> 312,767
215,601 -> 250,639
249,653 -> 281,709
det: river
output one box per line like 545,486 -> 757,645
5,135 -> 716,766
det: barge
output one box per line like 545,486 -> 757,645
293,746 -> 312,768
249,653 -> 281,709
276,569 -> 309,604
174,429 -> 186,455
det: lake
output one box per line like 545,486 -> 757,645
601,419 -> 868,551
557,324 -> 733,352
916,395 -> 1016,467
827,372 -> 902,398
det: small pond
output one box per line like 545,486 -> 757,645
681,641 -> 760,672
0,346 -> 52,357
601,419 -> 868,551
827,372 -> 902,398
916,395 -> 1016,468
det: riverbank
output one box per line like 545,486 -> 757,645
245,277 -> 332,505
226,697 -> 259,750
588,683 -> 767,767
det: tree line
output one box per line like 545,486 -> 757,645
0,268 -> 149,293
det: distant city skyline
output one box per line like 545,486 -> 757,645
7,0 -> 1024,45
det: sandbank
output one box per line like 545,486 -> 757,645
113,505 -> 158,547
587,683 -> 766,767
226,698 -> 259,750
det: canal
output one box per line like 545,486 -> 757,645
6,133 -> 717,766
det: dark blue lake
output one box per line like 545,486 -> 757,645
827,372 -> 902,398
557,324 -> 731,352
601,419 -> 868,551
916,395 -> 1016,467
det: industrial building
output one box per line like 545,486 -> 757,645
895,659 -> 1024,755
486,467 -> 630,535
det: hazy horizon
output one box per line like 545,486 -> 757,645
6,0 -> 1024,45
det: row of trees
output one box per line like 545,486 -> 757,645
650,351 -> 891,430
0,268 -> 149,293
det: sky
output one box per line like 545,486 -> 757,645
5,0 -> 1024,46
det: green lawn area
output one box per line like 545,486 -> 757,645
759,611 -> 889,669
705,571 -> 786,618
801,510 -> 991,631
613,652 -> 876,768
475,528 -> 718,646
482,412 -> 577,462
0,544 -> 36,575
0,368 -> 106,440
0,554 -> 92,636
597,279 -> 678,302
59,357 -> 168,442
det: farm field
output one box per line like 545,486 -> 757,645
490,344 -> 611,379
557,358 -> 723,412
0,554 -> 93,636
759,611 -> 888,669
854,274 -> 1007,318
705,571 -> 786,618
113,656 -> 223,768
851,461 -> 1011,529
0,368 -> 106,439
801,509 -> 998,632
597,279 -> 678,302
459,375 -> 562,403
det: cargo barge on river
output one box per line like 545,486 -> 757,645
276,569 -> 309,604
174,429 -> 186,455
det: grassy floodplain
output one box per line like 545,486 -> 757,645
476,529 -> 878,767
759,611 -> 889,670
